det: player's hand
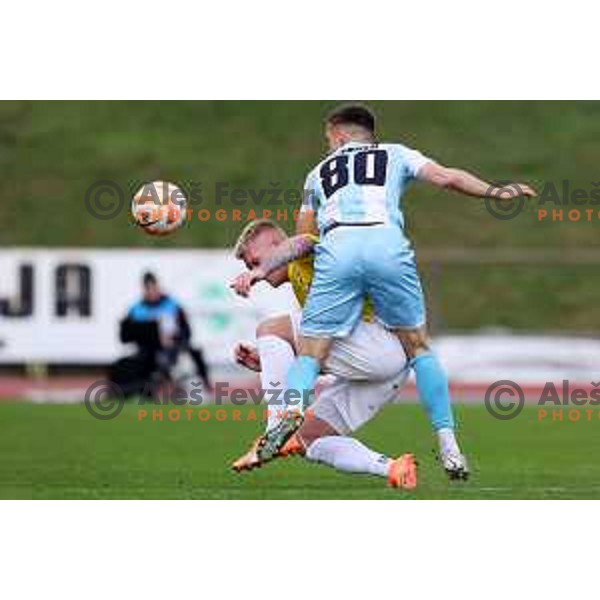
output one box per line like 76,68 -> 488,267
514,183 -> 537,197
234,342 -> 261,372
495,183 -> 537,198
230,268 -> 265,297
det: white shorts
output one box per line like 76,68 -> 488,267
311,370 -> 408,435
290,310 -> 406,381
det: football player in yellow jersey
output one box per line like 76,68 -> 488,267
229,219 -> 467,483
241,229 -> 376,320
230,219 -> 417,488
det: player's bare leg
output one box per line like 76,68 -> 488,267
393,325 -> 469,480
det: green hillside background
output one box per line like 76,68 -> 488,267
1,100 -> 598,331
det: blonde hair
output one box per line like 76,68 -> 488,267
233,219 -> 287,259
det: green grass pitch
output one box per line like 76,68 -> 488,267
1,401 -> 598,499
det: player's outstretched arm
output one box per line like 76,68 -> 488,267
230,234 -> 316,297
417,162 -> 536,199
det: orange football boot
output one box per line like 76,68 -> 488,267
387,453 -> 418,490
277,434 -> 305,457
231,437 -> 265,472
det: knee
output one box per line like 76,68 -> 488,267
298,337 -> 332,363
396,328 -> 430,358
256,316 -> 292,342
256,318 -> 278,338
298,415 -> 339,451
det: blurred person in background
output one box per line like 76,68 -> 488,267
109,272 -> 211,396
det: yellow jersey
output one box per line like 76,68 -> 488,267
287,236 -> 374,322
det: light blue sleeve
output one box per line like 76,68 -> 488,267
393,143 -> 433,181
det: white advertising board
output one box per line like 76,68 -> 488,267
0,248 -> 297,364
1,249 -> 599,385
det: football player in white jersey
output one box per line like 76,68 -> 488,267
258,104 -> 536,474
230,219 -> 468,480
229,220 -> 417,488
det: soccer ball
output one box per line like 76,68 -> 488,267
131,180 -> 187,236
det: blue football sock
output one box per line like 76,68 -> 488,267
287,355 -> 320,411
410,352 -> 455,431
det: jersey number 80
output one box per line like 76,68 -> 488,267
319,149 -> 388,199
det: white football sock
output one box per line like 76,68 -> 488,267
437,427 -> 461,455
256,335 -> 295,433
306,436 -> 391,478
